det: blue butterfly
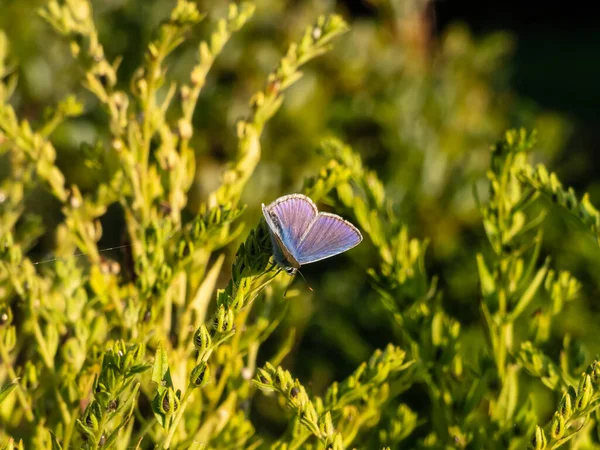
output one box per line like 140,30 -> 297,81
262,194 -> 363,275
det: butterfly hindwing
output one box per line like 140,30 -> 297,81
295,212 -> 363,265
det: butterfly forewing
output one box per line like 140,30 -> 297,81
295,213 -> 362,265
262,194 -> 317,250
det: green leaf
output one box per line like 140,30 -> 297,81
50,433 -> 63,450
151,343 -> 173,393
493,364 -> 519,423
129,363 -> 152,375
509,257 -> 550,321
476,254 -> 496,297
0,380 -> 18,403
151,391 -> 167,428
431,312 -> 444,347
76,419 -> 96,444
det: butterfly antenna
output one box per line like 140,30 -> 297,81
296,269 -> 313,292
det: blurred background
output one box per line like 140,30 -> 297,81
2,0 -> 600,436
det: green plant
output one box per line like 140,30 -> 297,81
2,1 -> 600,449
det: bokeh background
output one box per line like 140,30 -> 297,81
2,0 -> 600,436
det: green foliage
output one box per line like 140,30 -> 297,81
255,344 -> 413,449
1,1 -> 600,450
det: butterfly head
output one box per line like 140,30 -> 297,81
284,266 -> 298,276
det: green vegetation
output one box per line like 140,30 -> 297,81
1,1 -> 598,449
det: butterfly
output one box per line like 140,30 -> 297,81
262,194 -> 362,275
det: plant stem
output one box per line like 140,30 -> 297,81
161,385 -> 194,449
62,407 -> 80,450
91,405 -> 109,450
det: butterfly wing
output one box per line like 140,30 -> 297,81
295,212 -> 362,265
262,194 -> 318,268
262,194 -> 318,250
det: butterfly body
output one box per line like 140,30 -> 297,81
261,194 -> 362,274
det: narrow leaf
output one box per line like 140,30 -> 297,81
509,257 -> 550,320
0,380 -> 18,403
151,343 -> 172,390
476,253 -> 496,297
50,433 -> 63,450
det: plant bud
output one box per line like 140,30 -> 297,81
23,361 -> 39,389
275,367 -> 287,389
190,362 -> 211,388
550,412 -> 565,439
326,382 -> 339,405
77,417 -> 96,443
107,399 -> 118,413
84,401 -> 102,430
559,390 -> 573,420
0,305 -> 12,325
256,369 -> 272,385
290,386 -> 299,398
214,305 -> 234,332
312,26 -> 322,41
158,264 -> 172,283
266,79 -> 281,96
112,138 -> 123,151
178,119 -> 193,140
100,260 -> 111,274
319,412 -> 334,437
160,388 -> 180,414
1,325 -> 16,351
327,433 -> 344,450
576,374 -> 593,410
302,402 -> 319,426
532,425 -> 546,450
178,239 -> 194,259
104,367 -> 118,393
249,92 -> 265,111
191,218 -> 204,241
110,261 -> 120,275
132,343 -> 145,364
591,360 -> 600,384
122,352 -> 134,372
193,324 -> 212,354
137,79 -> 148,95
